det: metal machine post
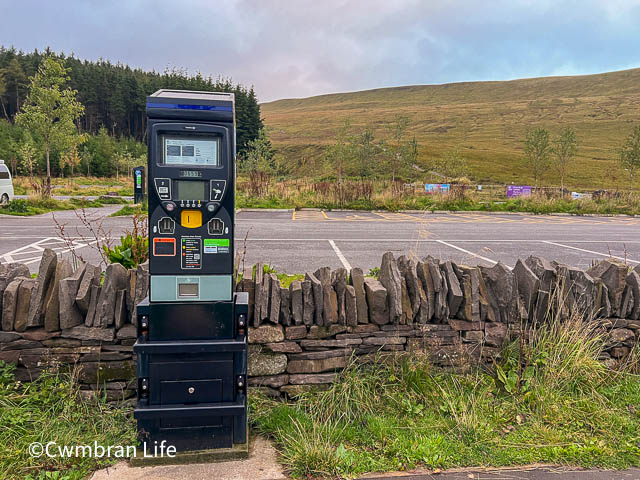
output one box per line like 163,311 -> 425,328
132,166 -> 146,204
134,90 -> 248,454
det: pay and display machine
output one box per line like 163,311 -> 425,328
134,90 -> 248,453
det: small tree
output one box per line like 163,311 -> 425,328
15,57 -> 85,196
354,128 -> 376,180
436,147 -> 468,182
19,142 -> 37,177
385,115 -> 410,186
552,127 -> 578,195
114,151 -> 135,179
324,120 -> 353,184
620,125 -> 640,193
60,145 -> 82,177
241,128 -> 275,197
242,128 -> 275,173
524,127 -> 551,188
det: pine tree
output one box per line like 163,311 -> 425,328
0,48 -> 263,153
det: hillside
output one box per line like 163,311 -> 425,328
261,68 -> 640,189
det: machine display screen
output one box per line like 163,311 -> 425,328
162,135 -> 221,166
177,180 -> 207,201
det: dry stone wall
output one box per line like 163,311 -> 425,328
0,250 -> 146,402
241,254 -> 639,395
1,249 -> 639,399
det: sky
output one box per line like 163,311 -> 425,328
1,0 -> 640,102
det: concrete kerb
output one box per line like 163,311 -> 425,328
236,208 -> 295,213
237,207 -> 637,218
358,466 -> 640,480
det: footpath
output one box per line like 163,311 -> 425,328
89,435 -> 640,480
361,467 -> 640,480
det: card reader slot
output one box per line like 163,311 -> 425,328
208,218 -> 224,235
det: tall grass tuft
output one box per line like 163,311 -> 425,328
252,305 -> 640,477
0,362 -> 136,479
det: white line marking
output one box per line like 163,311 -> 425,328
0,236 -> 98,239
0,237 -> 103,266
19,240 -> 101,265
435,240 -> 505,267
542,241 -> 640,264
328,240 -> 352,270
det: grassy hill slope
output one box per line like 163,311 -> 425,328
261,68 -> 640,189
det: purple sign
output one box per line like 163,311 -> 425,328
507,185 -> 532,197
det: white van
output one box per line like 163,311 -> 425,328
0,160 -> 14,204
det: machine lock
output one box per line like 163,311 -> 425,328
140,378 -> 149,398
139,315 -> 149,340
236,375 -> 246,392
237,314 -> 247,335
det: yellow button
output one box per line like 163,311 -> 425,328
180,209 -> 202,228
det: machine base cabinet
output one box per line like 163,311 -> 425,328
134,293 -> 248,453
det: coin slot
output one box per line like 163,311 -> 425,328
180,209 -> 203,228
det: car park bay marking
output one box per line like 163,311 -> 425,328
435,240 -> 504,267
541,241 -> 640,264
0,237 -> 100,265
328,240 -> 352,270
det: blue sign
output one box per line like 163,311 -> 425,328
425,183 -> 450,193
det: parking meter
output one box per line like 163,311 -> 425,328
133,166 -> 145,204
134,90 -> 248,455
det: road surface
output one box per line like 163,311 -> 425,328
1,208 -> 639,273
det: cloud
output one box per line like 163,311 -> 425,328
1,0 -> 639,101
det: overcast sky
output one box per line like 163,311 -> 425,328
1,0 -> 640,102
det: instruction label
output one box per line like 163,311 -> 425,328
204,238 -> 230,254
181,237 -> 202,269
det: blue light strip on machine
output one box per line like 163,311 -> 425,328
147,103 -> 233,112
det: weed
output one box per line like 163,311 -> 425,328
367,267 -> 380,279
260,264 -> 305,288
103,214 -> 149,268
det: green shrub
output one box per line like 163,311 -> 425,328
103,233 -> 148,269
1,198 -> 30,214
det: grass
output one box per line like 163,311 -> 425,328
261,67 -> 640,190
251,314 -> 640,478
238,179 -> 640,215
0,196 -> 129,216
0,362 -> 136,480
1,308 -> 637,479
12,176 -> 134,197
109,203 -> 146,217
